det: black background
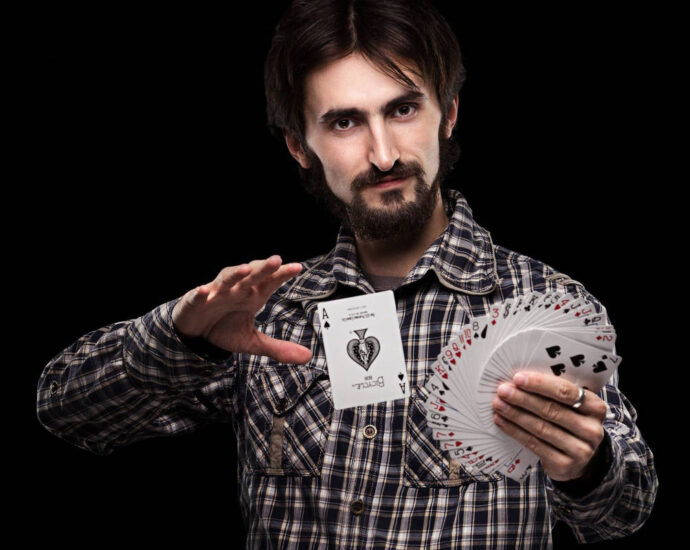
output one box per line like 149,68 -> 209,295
23,2 -> 672,547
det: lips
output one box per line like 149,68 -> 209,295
374,175 -> 410,189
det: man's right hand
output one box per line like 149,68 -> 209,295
172,255 -> 312,365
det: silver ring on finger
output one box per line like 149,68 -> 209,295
571,387 -> 586,409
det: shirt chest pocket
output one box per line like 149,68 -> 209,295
243,358 -> 333,477
404,384 -> 502,488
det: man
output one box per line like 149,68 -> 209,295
37,1 -> 657,547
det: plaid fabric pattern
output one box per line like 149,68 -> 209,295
37,190 -> 657,548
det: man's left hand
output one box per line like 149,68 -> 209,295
492,371 -> 608,482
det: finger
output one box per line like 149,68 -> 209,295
512,371 -> 608,420
493,411 -> 568,460
187,284 -> 211,306
493,413 -> 591,481
493,394 -> 602,454
254,332 -> 313,365
258,262 -> 303,295
216,264 -> 252,289
242,255 -> 284,286
496,383 -> 605,447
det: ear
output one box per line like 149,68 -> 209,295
284,131 -> 311,169
443,95 -> 459,139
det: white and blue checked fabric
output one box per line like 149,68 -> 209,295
37,189 -> 657,548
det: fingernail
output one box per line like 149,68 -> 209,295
493,397 -> 508,411
514,373 -> 527,386
494,414 -> 505,427
497,384 -> 513,398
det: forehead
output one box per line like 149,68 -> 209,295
303,53 -> 433,121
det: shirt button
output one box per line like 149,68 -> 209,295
350,499 -> 365,515
49,381 -> 60,395
362,425 -> 377,439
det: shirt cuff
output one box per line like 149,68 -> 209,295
176,332 -> 233,363
546,432 -> 625,542
122,298 -> 233,393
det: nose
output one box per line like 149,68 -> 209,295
367,120 -> 399,172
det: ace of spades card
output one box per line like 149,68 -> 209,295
319,290 -> 410,410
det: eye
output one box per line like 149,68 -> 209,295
394,103 -> 418,118
332,119 -> 356,131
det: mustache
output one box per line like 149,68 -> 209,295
351,161 -> 425,192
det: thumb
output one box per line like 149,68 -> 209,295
255,333 -> 313,365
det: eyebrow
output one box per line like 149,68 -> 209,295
318,90 -> 427,124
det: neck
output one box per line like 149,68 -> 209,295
355,194 -> 449,279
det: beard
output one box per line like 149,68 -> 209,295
297,128 -> 460,241
346,165 -> 439,241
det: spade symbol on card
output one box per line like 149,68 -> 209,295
550,363 -> 566,376
346,329 -> 381,371
569,354 -> 585,367
593,358 -> 608,373
546,345 -> 561,358
324,321 -> 330,329
397,372 -> 407,394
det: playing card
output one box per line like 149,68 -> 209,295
423,291 -> 621,482
319,290 -> 410,409
474,328 -> 621,427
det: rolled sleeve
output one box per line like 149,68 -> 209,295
37,299 -> 236,455
123,298 -> 233,392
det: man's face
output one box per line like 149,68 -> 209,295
288,53 -> 457,240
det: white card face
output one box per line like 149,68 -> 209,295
319,291 -> 410,410
421,290 -> 622,483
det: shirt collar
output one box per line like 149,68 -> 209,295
283,188 -> 498,302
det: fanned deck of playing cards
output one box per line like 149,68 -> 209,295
423,290 -> 621,482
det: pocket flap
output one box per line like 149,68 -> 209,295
259,357 -> 327,416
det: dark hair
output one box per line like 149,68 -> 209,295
264,0 -> 465,147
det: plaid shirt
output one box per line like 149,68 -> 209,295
37,189 -> 657,549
